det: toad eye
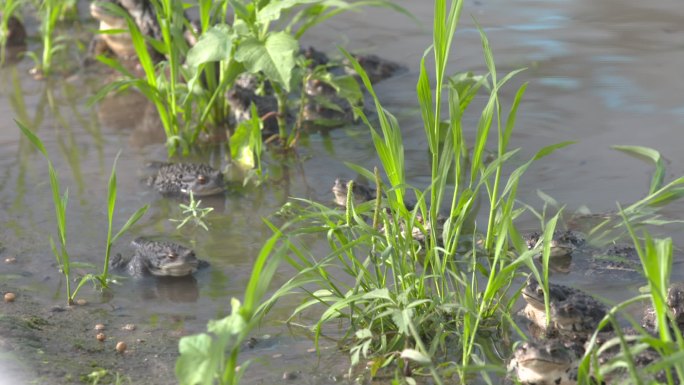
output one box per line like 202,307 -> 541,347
167,252 -> 178,260
196,175 -> 207,184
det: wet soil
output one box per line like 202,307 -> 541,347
0,282 -> 179,384
0,282 -> 362,385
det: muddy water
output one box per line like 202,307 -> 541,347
1,0 -> 684,383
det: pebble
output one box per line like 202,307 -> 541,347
75,299 -> 87,306
282,371 -> 298,380
122,324 -> 136,331
116,341 -> 127,353
4,292 -> 16,302
244,337 -> 257,349
96,333 -> 106,342
4,257 -> 17,264
95,324 -> 106,331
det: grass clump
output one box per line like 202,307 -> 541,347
249,0 -> 572,381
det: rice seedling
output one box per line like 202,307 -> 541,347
98,152 -> 149,288
574,220 -> 684,384
24,0 -> 69,77
0,0 -> 26,64
16,120 -> 148,304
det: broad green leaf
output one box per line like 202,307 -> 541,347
234,32 -> 298,91
230,121 -> 253,161
186,25 -> 233,68
176,334 -> 222,385
229,0 -> 252,23
391,310 -> 408,334
360,288 -> 391,300
400,349 -> 431,365
257,0 -> 321,26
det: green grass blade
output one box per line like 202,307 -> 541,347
112,205 -> 150,243
242,225 -> 283,315
343,48 -> 405,207
16,120 -> 48,157
612,145 -> 665,194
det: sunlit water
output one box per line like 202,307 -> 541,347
1,0 -> 684,383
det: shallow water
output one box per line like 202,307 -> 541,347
2,0 -> 684,383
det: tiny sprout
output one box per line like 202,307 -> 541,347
169,191 -> 213,231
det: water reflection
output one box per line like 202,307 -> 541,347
141,275 -> 200,303
95,88 -> 167,148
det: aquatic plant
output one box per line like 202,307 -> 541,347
162,0 -> 684,380
574,221 -> 684,384
24,0 -> 69,77
228,104 -> 265,184
169,191 -> 214,231
0,0 -> 25,64
16,121 -> 148,304
249,0 -> 573,381
99,152 -> 149,288
91,0 -> 410,156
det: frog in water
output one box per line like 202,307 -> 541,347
507,339 -> 581,385
147,162 -> 225,197
641,282 -> 684,330
331,178 -> 377,207
111,238 -> 205,277
521,278 -> 609,339
1,13 -> 26,47
524,230 -> 642,278
88,0 -> 164,63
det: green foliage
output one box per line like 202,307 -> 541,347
0,0 -> 25,64
16,120 -> 148,303
101,152 -> 149,287
90,0 -> 411,157
175,228 -> 286,385
25,0 -> 68,76
575,223 -> 684,384
234,32 -> 298,91
229,104 -> 265,183
169,191 -> 214,231
257,0 -> 572,382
